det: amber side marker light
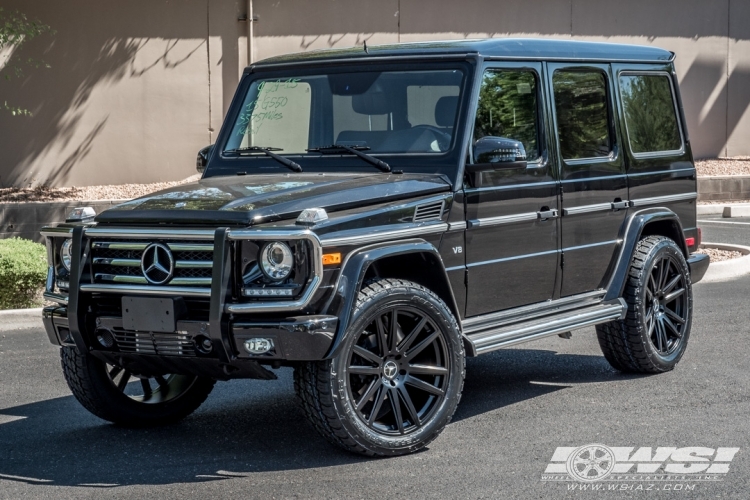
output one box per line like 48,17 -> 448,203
322,253 -> 342,265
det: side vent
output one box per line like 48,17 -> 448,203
413,200 -> 445,222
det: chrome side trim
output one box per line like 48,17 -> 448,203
562,203 -> 613,216
627,168 -> 695,177
469,212 -> 538,228
467,248 -> 557,268
84,228 -> 216,240
44,291 -> 68,305
630,192 -> 697,207
563,240 -> 621,252
445,265 -> 464,272
80,283 -> 211,298
462,289 -> 606,333
465,180 -> 558,193
448,221 -> 467,231
320,223 -> 448,247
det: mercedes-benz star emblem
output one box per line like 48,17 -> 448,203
141,243 -> 175,285
383,361 -> 398,380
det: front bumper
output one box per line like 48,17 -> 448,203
687,252 -> 710,284
41,225 -> 339,376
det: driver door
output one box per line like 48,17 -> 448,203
464,62 -> 560,317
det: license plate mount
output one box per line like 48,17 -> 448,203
122,297 -> 185,333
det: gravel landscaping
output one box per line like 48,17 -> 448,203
0,158 -> 747,203
696,246 -> 743,262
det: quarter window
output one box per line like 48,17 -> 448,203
473,69 -> 540,161
553,70 -> 611,160
619,74 -> 682,154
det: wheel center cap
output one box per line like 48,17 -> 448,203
383,360 -> 398,380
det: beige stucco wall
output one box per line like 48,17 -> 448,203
0,0 -> 748,187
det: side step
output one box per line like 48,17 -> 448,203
465,299 -> 626,356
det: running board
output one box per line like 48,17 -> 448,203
465,299 -> 627,356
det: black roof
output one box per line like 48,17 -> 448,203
254,38 -> 674,67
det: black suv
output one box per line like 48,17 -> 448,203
41,39 -> 709,457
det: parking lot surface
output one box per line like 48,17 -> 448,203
1,220 -> 748,499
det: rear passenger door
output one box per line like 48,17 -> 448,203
547,64 -> 628,297
464,62 -> 560,317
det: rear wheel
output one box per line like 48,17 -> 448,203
597,235 -> 693,373
61,346 -> 215,426
295,279 -> 465,456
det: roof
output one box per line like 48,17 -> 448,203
254,38 -> 675,67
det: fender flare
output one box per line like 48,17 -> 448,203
323,238 -> 460,359
603,208 -> 688,302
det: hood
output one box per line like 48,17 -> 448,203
95,172 -> 452,225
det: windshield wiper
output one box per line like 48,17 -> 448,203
223,146 -> 302,172
307,144 -> 391,173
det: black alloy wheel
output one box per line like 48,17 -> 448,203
596,235 -> 693,373
644,252 -> 688,356
294,278 -> 464,456
347,306 -> 449,435
61,346 -> 215,426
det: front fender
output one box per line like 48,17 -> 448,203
323,238 -> 459,359
603,208 -> 687,302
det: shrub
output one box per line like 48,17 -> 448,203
0,237 -> 47,309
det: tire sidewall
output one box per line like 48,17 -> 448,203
328,283 -> 464,455
637,239 -> 693,370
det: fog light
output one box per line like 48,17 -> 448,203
96,329 -> 115,348
244,338 -> 274,355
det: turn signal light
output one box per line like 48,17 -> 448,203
322,252 -> 342,265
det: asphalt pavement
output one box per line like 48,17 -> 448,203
1,221 -> 749,499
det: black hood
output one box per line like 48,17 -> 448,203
95,172 -> 452,225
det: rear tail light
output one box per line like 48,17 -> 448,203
685,237 -> 695,247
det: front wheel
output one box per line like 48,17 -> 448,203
596,235 -> 693,373
61,346 -> 216,426
295,279 -> 465,456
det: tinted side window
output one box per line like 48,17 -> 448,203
473,69 -> 539,160
620,74 -> 682,154
553,70 -> 611,160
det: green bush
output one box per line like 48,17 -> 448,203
0,237 -> 47,309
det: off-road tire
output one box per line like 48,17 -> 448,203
596,236 -> 693,373
61,346 -> 216,426
294,278 -> 465,456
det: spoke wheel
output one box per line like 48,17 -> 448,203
595,235 -> 693,374
294,278 -> 464,456
105,364 -> 197,405
644,253 -> 688,356
347,306 -> 449,436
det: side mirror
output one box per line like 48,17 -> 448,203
196,145 -> 214,173
467,136 -> 527,173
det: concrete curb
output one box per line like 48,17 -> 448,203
698,202 -> 750,217
699,242 -> 750,283
0,307 -> 44,331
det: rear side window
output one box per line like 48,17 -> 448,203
619,74 -> 682,154
553,70 -> 611,160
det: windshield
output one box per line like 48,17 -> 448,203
224,68 -> 466,157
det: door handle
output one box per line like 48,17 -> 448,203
537,208 -> 559,221
611,200 -> 629,211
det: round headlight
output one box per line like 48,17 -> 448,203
259,242 -> 293,281
60,239 -> 73,271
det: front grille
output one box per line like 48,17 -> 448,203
91,241 -> 213,286
112,329 -> 196,356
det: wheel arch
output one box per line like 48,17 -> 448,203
323,239 -> 461,358
603,208 -> 688,302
